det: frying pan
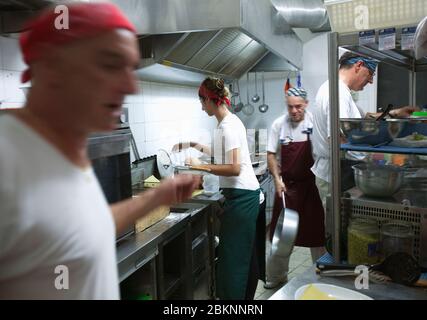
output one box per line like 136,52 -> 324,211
270,190 -> 299,258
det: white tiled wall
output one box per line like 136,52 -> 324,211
0,36 -> 217,159
0,36 -> 27,109
125,81 -> 217,161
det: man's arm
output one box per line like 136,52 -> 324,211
110,175 -> 200,235
365,106 -> 420,119
267,152 -> 286,197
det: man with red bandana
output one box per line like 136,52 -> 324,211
0,2 -> 199,299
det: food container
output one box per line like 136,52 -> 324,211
380,221 -> 414,259
340,118 -> 427,146
347,218 -> 380,265
340,119 -> 406,145
352,163 -> 403,197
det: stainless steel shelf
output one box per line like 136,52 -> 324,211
341,143 -> 427,155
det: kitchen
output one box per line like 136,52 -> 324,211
0,0 -> 427,301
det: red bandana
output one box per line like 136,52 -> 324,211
19,2 -> 136,83
198,85 -> 231,107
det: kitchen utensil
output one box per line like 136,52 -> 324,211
234,80 -> 244,113
352,163 -> 404,197
242,73 -> 255,116
130,130 -> 146,188
295,283 -> 373,300
270,189 -> 299,259
259,71 -> 269,113
316,252 -> 422,286
229,81 -> 239,98
376,104 -> 393,121
156,149 -> 211,178
251,72 -> 260,103
156,149 -> 175,178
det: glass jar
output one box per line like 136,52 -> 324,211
347,218 -> 380,265
380,221 -> 414,259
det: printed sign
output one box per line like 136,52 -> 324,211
401,27 -> 417,51
359,30 -> 376,46
379,28 -> 396,51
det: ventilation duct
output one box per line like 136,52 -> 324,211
271,0 -> 330,34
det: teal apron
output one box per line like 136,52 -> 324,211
216,188 -> 260,300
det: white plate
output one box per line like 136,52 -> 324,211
295,283 -> 373,300
156,149 -> 174,178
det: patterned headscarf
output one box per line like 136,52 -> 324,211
286,87 -> 308,101
341,56 -> 378,73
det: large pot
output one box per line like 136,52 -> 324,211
352,163 -> 404,197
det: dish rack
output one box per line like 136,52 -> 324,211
337,193 -> 427,268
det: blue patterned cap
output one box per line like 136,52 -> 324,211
342,56 -> 378,72
286,87 -> 308,100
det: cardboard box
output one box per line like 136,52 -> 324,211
135,205 -> 170,233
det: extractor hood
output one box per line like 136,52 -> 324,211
0,0 -> 60,33
110,0 -> 304,85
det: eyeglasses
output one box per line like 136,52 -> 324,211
361,63 -> 376,78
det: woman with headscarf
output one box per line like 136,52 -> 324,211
174,77 -> 262,300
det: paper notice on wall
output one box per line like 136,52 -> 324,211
379,28 -> 396,51
359,30 -> 376,46
401,27 -> 417,51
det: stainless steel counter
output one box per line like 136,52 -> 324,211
116,213 -> 191,283
269,265 -> 427,300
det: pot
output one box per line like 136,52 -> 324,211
271,191 -> 299,258
352,163 -> 404,197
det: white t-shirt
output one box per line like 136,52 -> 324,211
0,114 -> 119,299
213,114 -> 259,191
267,112 -> 314,154
311,79 -> 364,182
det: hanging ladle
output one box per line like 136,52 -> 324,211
234,80 -> 244,113
243,73 -> 255,116
251,72 -> 260,103
259,71 -> 269,113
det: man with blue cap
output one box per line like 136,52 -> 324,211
311,52 -> 417,248
264,86 -> 325,289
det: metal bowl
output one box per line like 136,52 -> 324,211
352,163 -> 404,197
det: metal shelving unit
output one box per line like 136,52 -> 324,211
328,29 -> 427,267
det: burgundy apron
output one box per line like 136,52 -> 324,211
269,132 -> 325,247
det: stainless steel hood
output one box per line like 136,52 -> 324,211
111,0 -> 303,85
0,0 -> 59,33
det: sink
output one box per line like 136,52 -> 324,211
170,202 -> 209,216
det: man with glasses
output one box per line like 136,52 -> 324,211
311,52 -> 417,249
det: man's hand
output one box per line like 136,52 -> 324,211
391,106 -> 420,118
155,174 -> 201,206
274,178 -> 287,198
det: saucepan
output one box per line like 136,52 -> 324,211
271,190 -> 299,258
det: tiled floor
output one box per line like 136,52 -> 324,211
255,244 -> 314,300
